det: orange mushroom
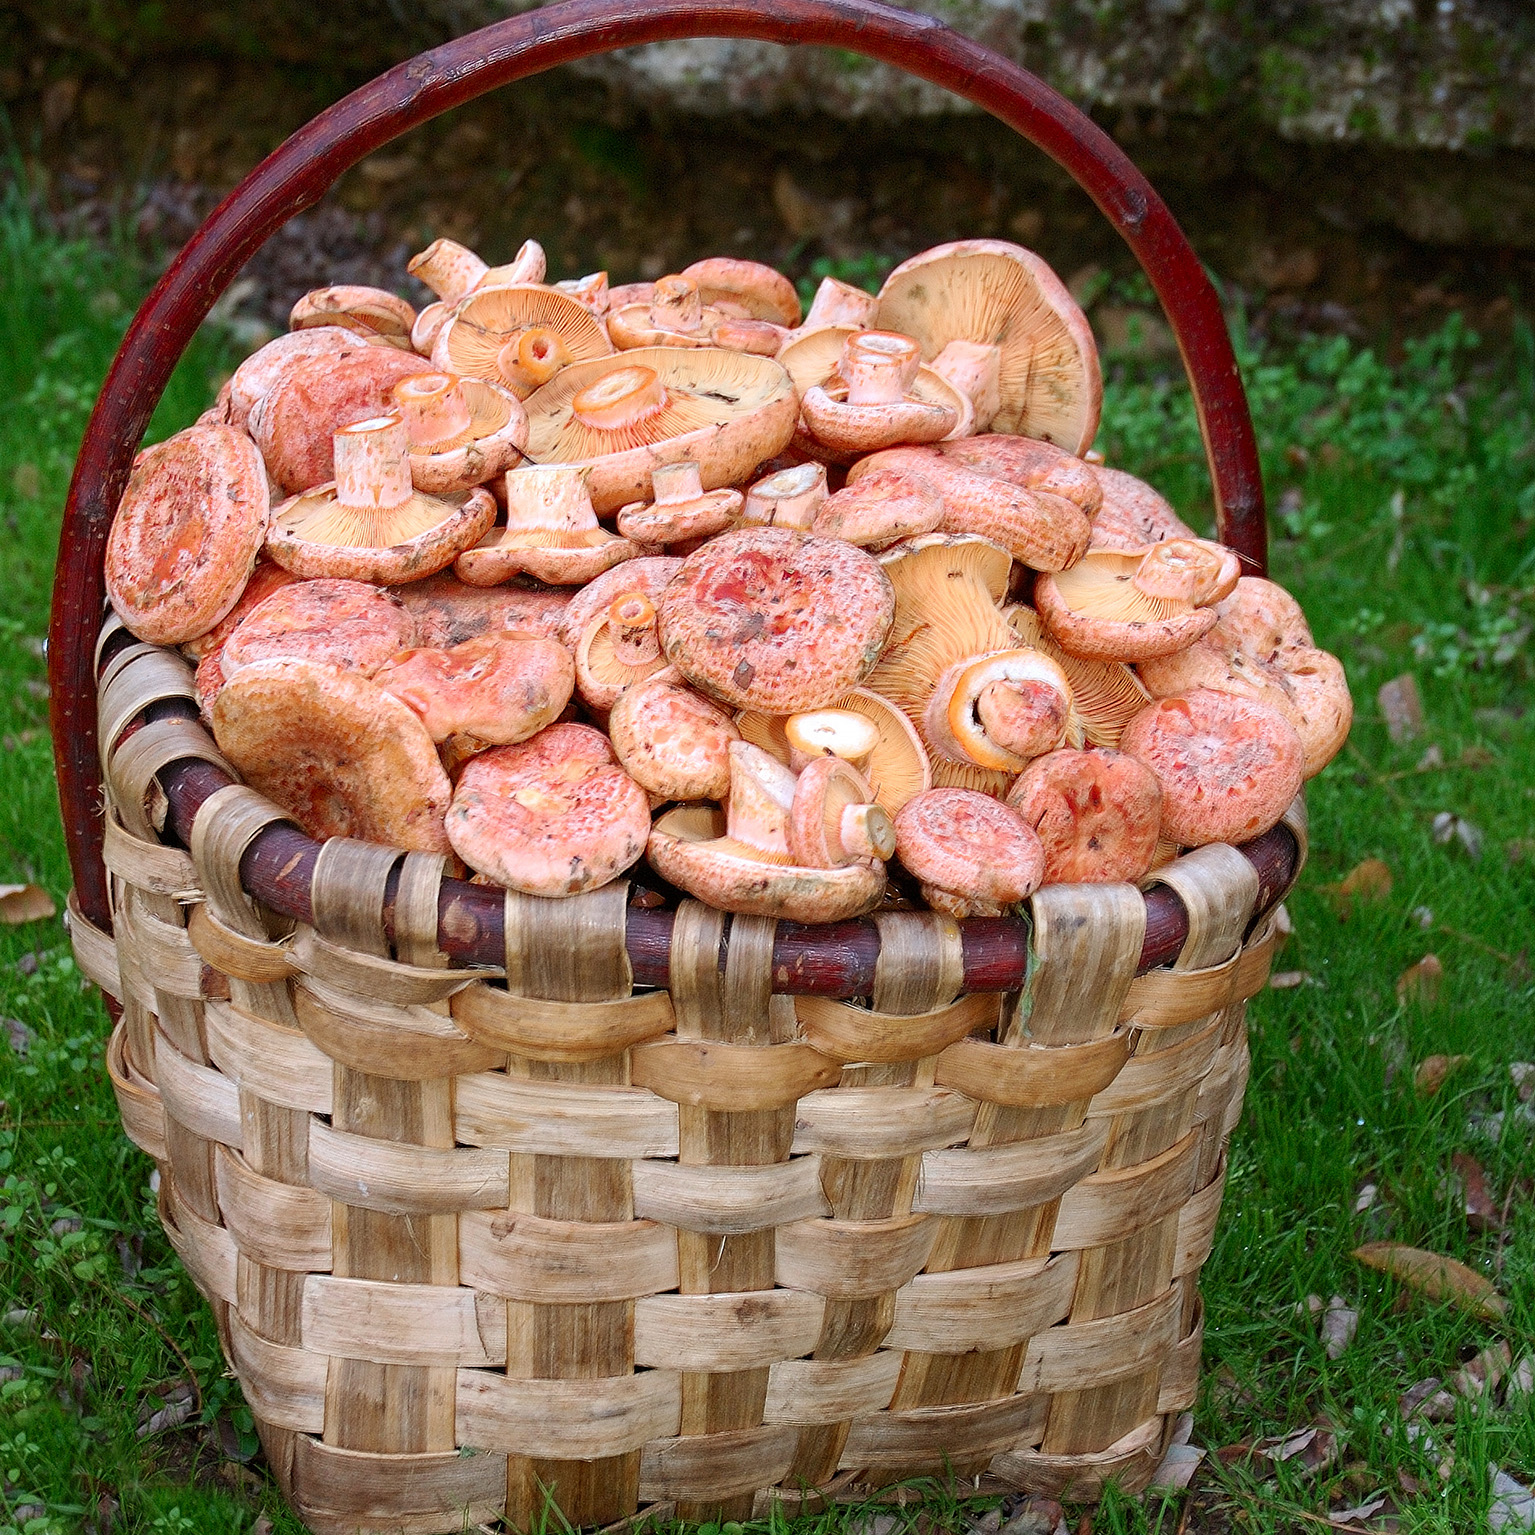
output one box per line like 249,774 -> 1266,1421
799,330 -> 959,457
607,668 -> 740,803
1006,748 -> 1163,884
391,371 -> 528,494
220,577 -> 416,679
290,285 -> 415,348
892,786 -> 1045,918
615,459 -> 743,544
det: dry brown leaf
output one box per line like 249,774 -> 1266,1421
1398,954 -> 1444,1007
1322,1296 -> 1360,1359
1332,857 -> 1394,917
1378,674 -> 1423,744
0,884 -> 55,925
1452,1340 -> 1511,1400
1451,1151 -> 1502,1232
1270,969 -> 1311,990
1353,1241 -> 1507,1320
1412,1049 -> 1466,1094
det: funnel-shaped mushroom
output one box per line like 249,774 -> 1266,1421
267,415 -> 497,584
408,237 -> 546,304
789,755 -> 896,868
893,787 -> 1045,918
799,330 -> 959,457
615,460 -> 742,544
682,256 -> 801,328
849,446 -> 1089,571
1005,603 -> 1150,749
658,527 -> 894,714
392,371 -> 528,494
106,423 -> 269,647
574,589 -> 668,711
522,348 -> 797,513
389,572 -> 569,648
608,668 -> 739,802
798,276 -> 879,332
411,302 -> 453,356
555,556 -> 683,649
606,274 -> 732,350
647,742 -> 885,921
1120,690 -> 1305,847
221,577 -> 416,679
496,328 -> 576,396
225,327 -> 380,431
554,271 -> 611,314
290,285 -> 415,347
433,284 -> 613,398
876,239 -> 1101,452
212,658 -> 452,852
446,722 -> 650,897
456,465 -> 637,586
1007,748 -> 1163,884
939,433 -> 1103,520
1088,465 -> 1196,551
1035,540 -> 1239,662
741,462 -> 828,531
813,468 -> 943,547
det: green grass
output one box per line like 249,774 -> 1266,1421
0,189 -> 1532,1534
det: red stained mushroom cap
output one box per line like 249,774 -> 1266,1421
658,527 -> 895,714
182,559 -> 299,662
388,572 -> 570,648
221,578 -> 416,679
892,787 -> 1045,918
1006,747 -> 1163,884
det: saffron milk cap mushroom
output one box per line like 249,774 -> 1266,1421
876,238 -> 1102,452
392,371 -> 528,494
521,348 -> 797,513
105,423 -> 270,646
290,285 -> 415,347
445,721 -> 650,897
212,657 -> 452,852
388,571 -> 570,648
812,468 -> 943,547
574,588 -> 668,711
496,328 -> 576,396
455,464 -> 637,586
553,271 -> 611,315
407,236 -> 546,305
433,284 -> 612,397
681,256 -> 801,328
606,273 -> 725,350
615,459 -> 743,544
928,339 -> 1002,433
893,787 -> 1045,918
741,462 -> 828,531
938,433 -> 1103,519
1004,603 -> 1150,749
923,647 -> 1075,773
797,275 -> 879,332
608,668 -> 740,802
789,755 -> 896,867
646,741 -> 885,921
799,330 -> 959,457
411,302 -> 453,356
221,577 -> 416,678
224,326 -> 381,431
1088,464 -> 1197,551
1119,690 -> 1305,847
657,526 -> 894,713
182,558 -> 298,662
554,556 -> 683,648
267,414 -> 497,584
1006,747 -> 1163,884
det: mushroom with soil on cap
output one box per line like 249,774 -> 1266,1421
212,657 -> 453,852
220,577 -> 417,680
445,721 -> 651,897
799,330 -> 960,458
1034,537 -> 1240,662
407,236 -> 546,305
521,347 -> 797,514
432,283 -> 612,398
182,559 -> 298,662
1137,575 -> 1352,777
938,433 -> 1103,522
608,668 -> 740,803
290,285 -> 416,348
606,274 -> 732,351
105,422 -> 270,647
615,459 -> 742,544
1003,603 -> 1150,749
848,446 -> 1089,572
812,467 -> 943,547
1087,464 -> 1197,551
391,371 -> 527,494
455,464 -> 637,586
647,741 -> 887,921
657,526 -> 894,715
387,571 -> 570,648
1006,747 -> 1163,884
892,786 -> 1045,918
223,327 -> 384,432
741,461 -> 828,531
266,414 -> 497,584
875,238 -> 1102,452
1119,689 -> 1305,847
573,588 -> 669,712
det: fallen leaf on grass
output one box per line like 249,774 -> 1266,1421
1378,675 -> 1423,743
1354,1183 -> 1379,1213
1452,1340 -> 1511,1401
1397,955 -> 1444,1007
1509,1355 -> 1535,1400
1270,969 -> 1311,989
1511,1063 -> 1535,1102
1399,1377 -> 1456,1421
1412,1048 -> 1464,1092
1149,1441 -> 1205,1490
1353,1241 -> 1507,1320
1451,1151 -> 1502,1231
1489,1467 -> 1535,1532
1432,811 -> 1484,861
1322,1296 -> 1360,1359
0,884 -> 55,924
136,1397 -> 193,1437
1329,1494 -> 1388,1528
5,1018 -> 33,1056
1341,858 -> 1393,900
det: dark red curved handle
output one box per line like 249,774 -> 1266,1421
50,0 -> 1265,932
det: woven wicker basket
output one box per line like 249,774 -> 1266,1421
51,3 -> 1304,1528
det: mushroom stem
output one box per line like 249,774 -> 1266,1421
498,327 -> 573,394
1133,538 -> 1240,605
570,366 -> 668,431
923,648 -> 1073,771
725,742 -> 797,857
651,459 -> 705,505
393,372 -> 473,450
649,275 -> 707,336
504,465 -> 597,532
842,331 -> 922,406
804,276 -> 880,330
608,592 -> 661,666
785,709 -> 880,773
333,416 -> 414,511
930,339 -> 1001,434
408,239 -> 489,305
842,802 -> 897,861
742,462 -> 829,530
491,238 -> 547,287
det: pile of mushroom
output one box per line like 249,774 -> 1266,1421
106,235 -> 1351,922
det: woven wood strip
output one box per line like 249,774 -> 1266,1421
631,1037 -> 842,1110
106,1019 -> 167,1161
790,1086 -> 975,1159
308,1121 -> 509,1213
96,647 -> 197,762
639,1424 -> 799,1503
456,1370 -> 683,1461
1017,1284 -> 1181,1394
289,931 -> 475,1005
452,983 -> 674,1061
633,1155 -> 831,1234
1156,1296 -> 1204,1414
1086,1020 -> 1222,1118
214,1145 -> 331,1272
108,717 -> 232,843
796,991 -> 997,1064
302,1275 -> 505,1368
103,810 -> 198,898
843,1391 -> 1048,1472
884,1251 -> 1078,1354
289,1437 -> 509,1518
763,1352 -> 904,1425
160,1175 -> 238,1305
633,1290 -> 826,1372
775,1213 -> 937,1298
67,892 -> 123,1002
226,1309 -> 327,1433
454,1071 -> 679,1159
458,1210 -> 678,1303
935,1030 -> 1132,1109
915,1120 -> 1111,1217
992,1414 -> 1163,1501
153,1031 -> 243,1148
124,896 -> 204,999
204,1000 -> 333,1116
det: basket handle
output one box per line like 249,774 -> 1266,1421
50,0 -> 1265,931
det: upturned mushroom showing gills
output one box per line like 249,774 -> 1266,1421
1007,747 -> 1163,884
798,275 -> 879,333
647,742 -> 886,921
554,271 -> 611,315
923,647 -> 1075,773
741,462 -> 828,530
608,668 -> 740,802
432,284 -> 612,398
105,422 -> 269,646
388,572 -> 570,648
392,371 -> 528,494
445,722 -> 651,897
455,464 -> 637,586
267,415 -> 497,584
799,330 -> 959,457
1004,604 -> 1150,750
1088,464 -> 1197,551
574,590 -> 668,711
788,755 -> 896,868
1119,690 -> 1305,847
875,238 -> 1102,453
290,285 -> 415,347
892,787 -> 1045,919
220,578 -> 416,679
657,526 -> 894,714
212,658 -> 453,852
522,347 -> 798,513
606,274 -> 730,350
555,556 -> 683,649
615,459 -> 743,544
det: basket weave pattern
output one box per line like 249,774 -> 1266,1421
77,639 -> 1302,1532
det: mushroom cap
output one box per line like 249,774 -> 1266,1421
522,347 -> 798,513
893,787 -> 1045,907
925,647 -> 1074,772
1118,690 -> 1305,847
212,657 -> 452,852
221,577 -> 416,679
647,803 -> 884,922
938,433 -> 1103,517
182,558 -> 300,662
1004,603 -> 1150,749
608,669 -> 740,802
1211,576 -> 1314,655
812,468 -> 944,548
1006,747 -> 1163,884
800,380 -> 958,457
736,686 -> 931,816
616,484 -> 742,543
226,326 -> 377,431
290,285 -> 416,346
105,423 -> 270,646
1088,465 -> 1196,551
388,572 -> 570,648
876,239 -> 1101,451
1132,539 -> 1240,605
1034,545 -> 1223,662
555,556 -> 684,648
849,446 -> 1090,571
799,275 -> 881,331
194,649 -> 225,723
445,722 -> 650,897
411,302 -> 453,356
682,256 -> 801,328
574,592 -> 666,711
396,374 -> 530,494
433,283 -> 614,395
374,631 -> 573,746
788,756 -> 894,868
658,527 -> 895,714
252,346 -> 434,494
